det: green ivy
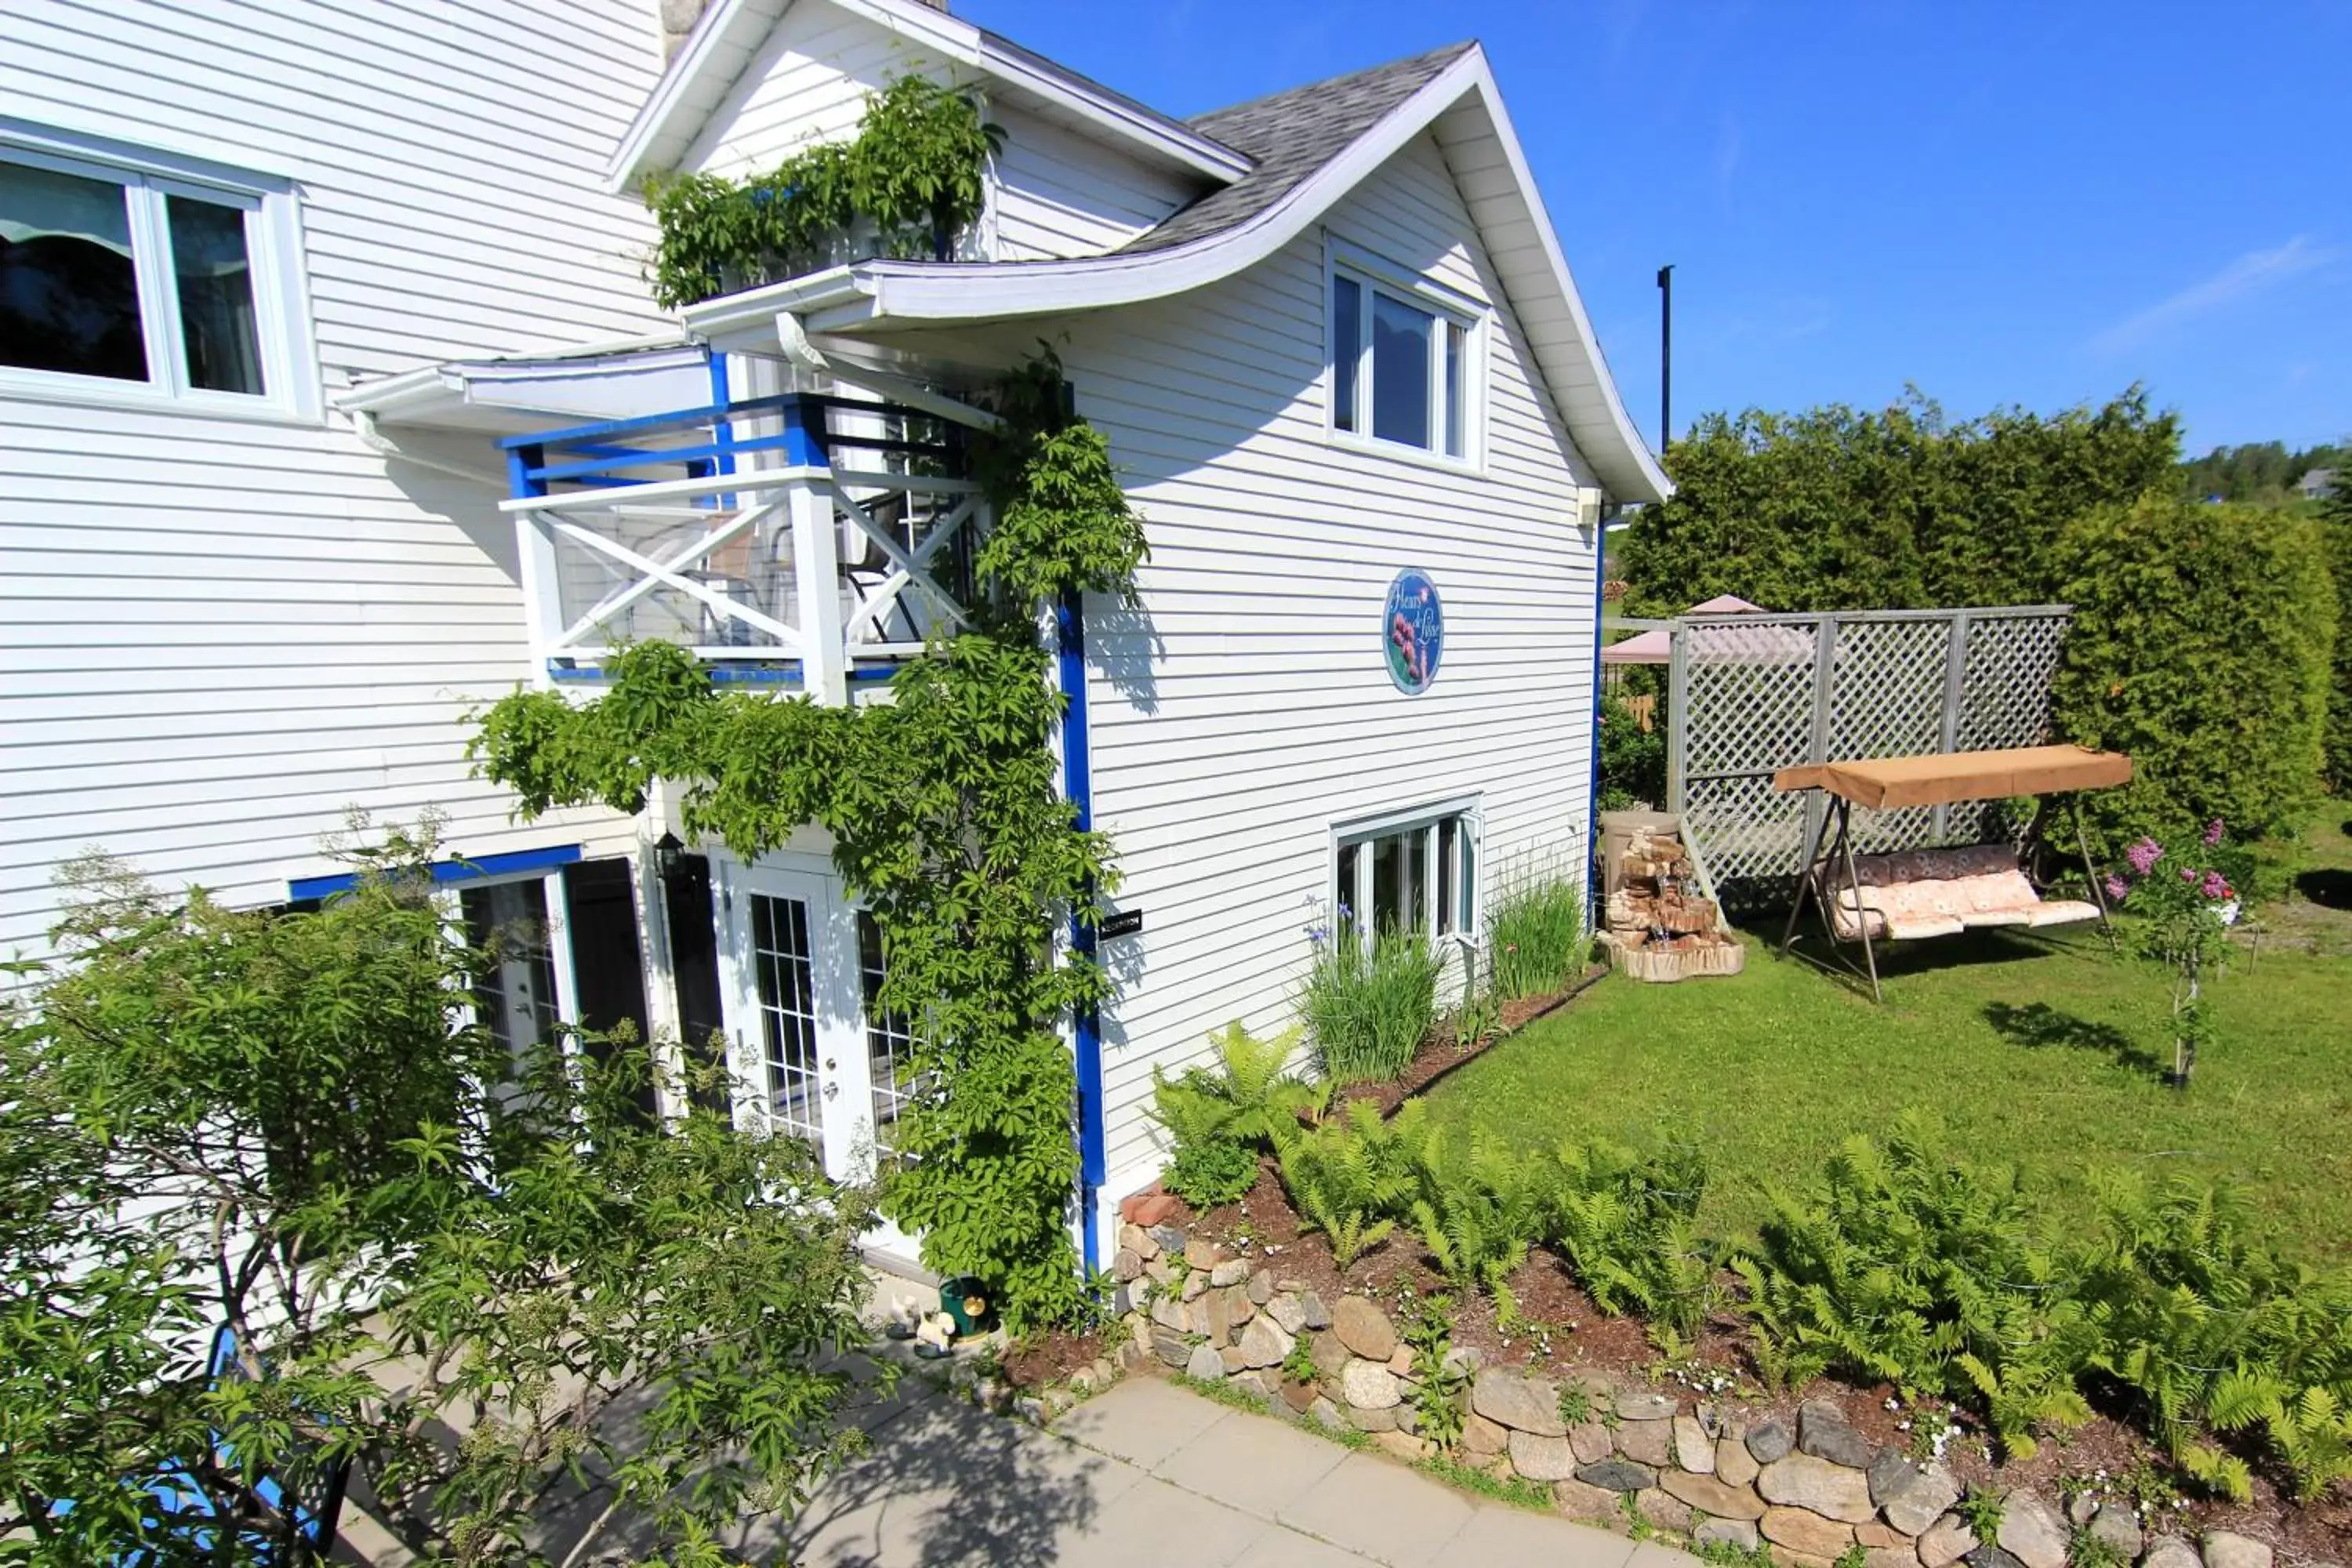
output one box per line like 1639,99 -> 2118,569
470,350 -> 1145,1330
643,75 -> 1002,309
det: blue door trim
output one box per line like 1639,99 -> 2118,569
289,844 -> 583,902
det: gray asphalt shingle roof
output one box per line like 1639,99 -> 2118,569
1119,42 -> 1478,255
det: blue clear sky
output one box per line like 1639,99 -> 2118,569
960,0 -> 2352,456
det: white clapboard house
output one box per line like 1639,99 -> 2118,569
1,0 -> 1667,1267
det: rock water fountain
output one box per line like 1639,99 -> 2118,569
1599,823 -> 1744,982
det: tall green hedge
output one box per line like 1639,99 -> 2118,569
1617,389 -> 2180,615
2047,494 -> 2336,846
2324,487 -> 2352,793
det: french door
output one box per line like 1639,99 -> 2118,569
713,855 -> 909,1189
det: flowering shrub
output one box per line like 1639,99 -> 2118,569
2109,820 -> 2254,1087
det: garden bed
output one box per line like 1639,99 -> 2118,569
1332,964 -> 1608,1117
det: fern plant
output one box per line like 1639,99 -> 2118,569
1737,1115 -> 2094,1459
2078,1171 -> 2352,1501
1542,1137 -> 1713,1338
2211,1374 -> 2352,1501
1274,1100 -> 1418,1269
1408,1130 -> 1541,1323
1149,1022 -> 1325,1209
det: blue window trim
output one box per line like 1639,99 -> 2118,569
289,844 -> 582,902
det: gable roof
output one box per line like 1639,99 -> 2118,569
611,0 -> 1249,191
1123,44 -> 1475,256
683,42 -> 1670,503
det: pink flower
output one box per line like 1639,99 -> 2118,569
2180,866 -> 2198,884
2201,871 -> 2230,900
2203,818 -> 2226,848
2103,873 -> 2129,902
2125,837 -> 2163,876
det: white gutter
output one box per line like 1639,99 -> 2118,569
349,408 -> 508,489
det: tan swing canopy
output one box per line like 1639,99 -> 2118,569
1772,744 -> 2133,808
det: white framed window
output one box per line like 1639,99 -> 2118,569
0,120 -> 318,419
1327,240 -> 1483,464
1331,799 -> 1479,942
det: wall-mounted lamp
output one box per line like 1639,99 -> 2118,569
654,832 -> 685,881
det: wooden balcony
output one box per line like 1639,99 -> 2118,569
498,392 -> 982,703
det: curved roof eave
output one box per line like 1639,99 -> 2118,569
683,47 -> 1671,504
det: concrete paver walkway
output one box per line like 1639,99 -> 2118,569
792,1370 -> 1701,1568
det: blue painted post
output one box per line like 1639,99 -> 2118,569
510,442 -> 560,685
708,354 -> 735,510
1058,587 -> 1107,1274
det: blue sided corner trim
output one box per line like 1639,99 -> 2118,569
289,844 -> 582,902
1057,589 -> 1106,1274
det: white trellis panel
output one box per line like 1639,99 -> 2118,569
1668,606 -> 2072,901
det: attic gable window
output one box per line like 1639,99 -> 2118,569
0,126 -> 316,419
1328,248 -> 1481,463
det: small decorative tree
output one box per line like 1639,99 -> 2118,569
2106,820 -> 2252,1087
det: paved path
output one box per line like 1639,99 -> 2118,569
791,1369 -> 1702,1568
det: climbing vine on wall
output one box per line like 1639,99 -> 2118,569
643,75 -> 1002,308
470,350 -> 1145,1330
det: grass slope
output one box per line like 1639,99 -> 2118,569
1426,886 -> 2352,1264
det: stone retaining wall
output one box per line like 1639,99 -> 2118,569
1095,1221 -> 2322,1568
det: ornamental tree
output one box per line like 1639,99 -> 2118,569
2106,819 -> 2255,1088
0,831 -> 877,1566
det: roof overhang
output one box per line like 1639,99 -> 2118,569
336,339 -> 710,434
609,0 -> 1250,194
680,47 -> 1670,503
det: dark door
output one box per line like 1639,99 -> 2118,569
561,858 -> 656,1116
659,852 -> 729,1113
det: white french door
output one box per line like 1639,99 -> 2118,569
713,856 -> 884,1185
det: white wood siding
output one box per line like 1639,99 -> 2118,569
1041,135 -> 1606,1201
989,104 -> 1200,260
0,0 -> 672,956
678,3 -> 1197,261
681,1 -> 940,183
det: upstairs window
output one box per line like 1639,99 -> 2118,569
1329,254 -> 1479,462
0,128 -> 313,416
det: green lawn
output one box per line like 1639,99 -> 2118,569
1427,862 -> 2352,1265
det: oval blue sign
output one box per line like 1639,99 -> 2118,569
1383,569 -> 1443,695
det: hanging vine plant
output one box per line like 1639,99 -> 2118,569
470,350 -> 1145,1330
643,75 -> 1003,308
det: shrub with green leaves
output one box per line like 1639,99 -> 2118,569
1399,1291 -> 1468,1450
1485,868 -> 1586,1002
1735,1115 -> 2096,1458
644,76 -> 1001,306
1299,917 -> 1442,1083
2048,493 -> 2336,849
0,839 -> 878,1567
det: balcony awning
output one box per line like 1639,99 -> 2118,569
335,336 -> 712,435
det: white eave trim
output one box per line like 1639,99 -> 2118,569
681,47 -> 1670,503
609,0 -> 1250,194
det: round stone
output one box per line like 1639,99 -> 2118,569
1340,1356 -> 1400,1410
1331,1294 -> 1398,1361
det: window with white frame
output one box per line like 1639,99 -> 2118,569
0,126 -> 312,415
1333,804 -> 1478,941
1329,253 -> 1479,460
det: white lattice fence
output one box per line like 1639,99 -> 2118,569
1667,607 -> 2071,898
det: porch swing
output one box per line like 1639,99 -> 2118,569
1772,743 -> 2133,1000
